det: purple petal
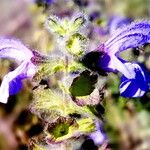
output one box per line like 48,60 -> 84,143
9,78 -> 23,95
105,21 -> 150,54
0,37 -> 33,63
89,11 -> 100,22
88,121 -> 106,145
33,0 -> 55,5
0,61 -> 35,103
108,16 -> 132,35
120,63 -> 150,98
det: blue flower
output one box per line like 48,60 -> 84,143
82,21 -> 150,98
0,38 -> 36,103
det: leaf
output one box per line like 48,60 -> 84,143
30,86 -> 95,123
73,88 -> 104,106
69,70 -> 98,97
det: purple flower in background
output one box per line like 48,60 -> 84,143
0,38 -> 36,103
89,11 -> 100,22
73,0 -> 89,7
34,0 -> 55,6
108,16 -> 133,35
89,121 -> 106,145
82,21 -> 150,98
93,16 -> 132,37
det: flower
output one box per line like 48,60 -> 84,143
73,0 -> 89,7
89,11 -> 100,22
81,21 -> 150,98
93,16 -> 132,37
0,37 -> 36,103
88,121 -> 106,145
34,0 -> 55,6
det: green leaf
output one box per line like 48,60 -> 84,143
30,86 -> 95,122
73,88 -> 103,106
69,70 -> 98,96
66,33 -> 87,56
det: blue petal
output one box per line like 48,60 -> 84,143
34,0 -> 55,5
9,77 -> 23,95
120,63 -> 150,98
0,61 -> 35,103
108,16 -> 132,35
46,0 -> 55,4
105,21 -> 150,54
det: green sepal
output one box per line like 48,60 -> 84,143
66,33 -> 87,56
33,56 -> 65,82
46,15 -> 86,37
47,16 -> 66,37
45,117 -> 95,143
71,15 -> 85,33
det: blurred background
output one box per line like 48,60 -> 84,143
0,0 -> 150,150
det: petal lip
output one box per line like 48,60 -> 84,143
0,61 -> 35,103
106,21 -> 150,47
119,63 -> 150,98
0,37 -> 34,62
